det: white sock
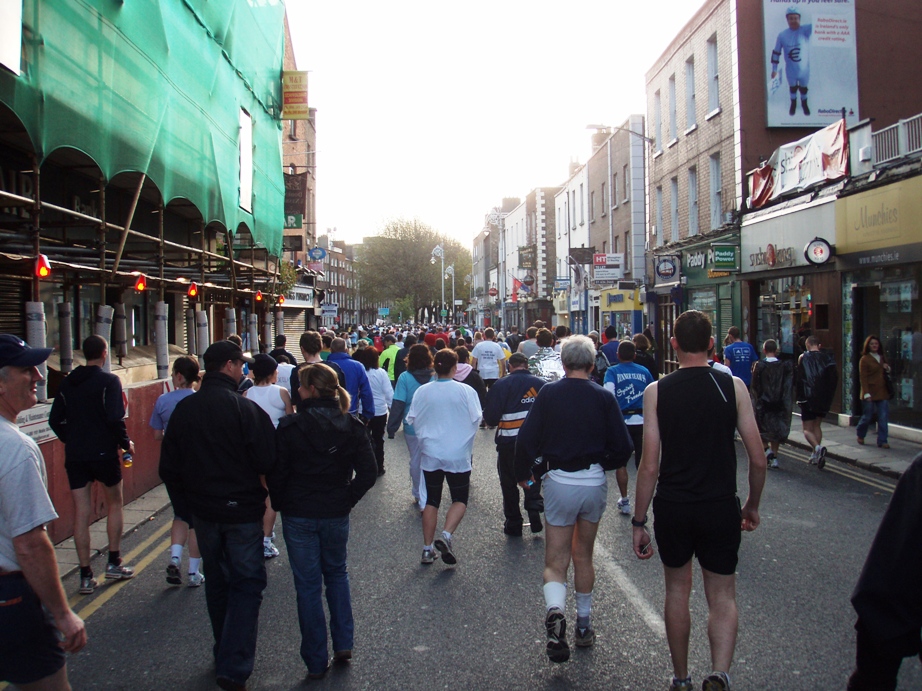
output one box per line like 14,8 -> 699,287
543,581 -> 567,612
441,530 -> 452,542
575,591 -> 592,620
815,445 -> 822,453
188,557 -> 201,574
424,543 -> 434,551
170,545 -> 183,562
263,536 -> 272,546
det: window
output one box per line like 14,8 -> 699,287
238,109 -> 253,213
579,184 -> 585,224
623,164 -> 630,201
710,153 -> 722,230
668,74 -> 677,141
624,231 -> 631,273
590,190 -> 595,222
655,186 -> 663,246
600,182 -> 606,214
685,57 -> 696,129
653,90 -> 662,150
557,208 -> 562,238
688,166 -> 699,236
707,34 -> 719,113
613,236 -> 619,253
289,119 -> 297,139
612,173 -> 618,207
571,191 -> 576,229
670,177 -> 679,242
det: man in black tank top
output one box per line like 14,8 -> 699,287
630,311 -> 767,691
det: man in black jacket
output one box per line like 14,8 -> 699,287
160,340 -> 275,691
49,335 -> 134,595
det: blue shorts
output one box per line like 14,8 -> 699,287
0,572 -> 66,685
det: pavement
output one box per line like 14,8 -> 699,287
55,419 -> 920,579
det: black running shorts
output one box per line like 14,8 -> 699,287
423,469 -> 471,509
65,455 -> 122,490
799,405 -> 827,422
652,495 -> 742,575
0,573 -> 66,685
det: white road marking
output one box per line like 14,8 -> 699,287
595,543 -> 666,638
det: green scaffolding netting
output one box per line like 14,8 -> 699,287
0,0 -> 287,255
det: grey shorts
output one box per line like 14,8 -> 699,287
543,476 -> 608,526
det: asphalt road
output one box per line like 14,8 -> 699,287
59,429 -> 920,690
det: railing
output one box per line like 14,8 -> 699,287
872,113 -> 922,164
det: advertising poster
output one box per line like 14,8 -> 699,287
0,0 -> 22,76
764,0 -> 859,128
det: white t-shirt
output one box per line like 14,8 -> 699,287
471,340 -> 506,379
406,379 -> 482,473
245,384 -> 289,428
362,367 -> 394,418
0,416 -> 58,572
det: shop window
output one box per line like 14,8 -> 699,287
815,304 -> 829,330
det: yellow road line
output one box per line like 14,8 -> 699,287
73,535 -> 171,620
779,448 -> 896,493
67,519 -> 172,608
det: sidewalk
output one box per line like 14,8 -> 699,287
783,418 -> 920,479
54,421 -> 920,577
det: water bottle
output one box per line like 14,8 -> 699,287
122,452 -> 133,469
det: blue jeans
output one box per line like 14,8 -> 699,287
856,399 -> 889,445
282,515 -> 353,674
193,517 -> 267,684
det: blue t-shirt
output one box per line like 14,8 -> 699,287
724,341 -> 759,386
149,388 -> 196,431
393,371 -> 433,436
603,362 -> 654,424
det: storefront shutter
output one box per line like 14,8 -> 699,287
0,279 -> 27,336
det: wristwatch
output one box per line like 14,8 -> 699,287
631,515 -> 648,528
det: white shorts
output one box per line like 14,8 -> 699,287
543,475 -> 608,526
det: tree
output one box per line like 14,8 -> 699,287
354,218 -> 473,320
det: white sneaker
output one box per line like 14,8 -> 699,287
264,539 -> 280,559
617,497 -> 631,515
187,572 -> 205,587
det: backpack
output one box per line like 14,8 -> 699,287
592,350 -> 611,385
757,360 -> 790,412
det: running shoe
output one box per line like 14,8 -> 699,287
264,539 -> 280,559
166,561 -> 182,585
333,649 -> 352,662
766,452 -> 779,469
420,548 -> 438,565
702,670 -> 731,691
79,576 -> 98,595
434,535 -> 456,565
574,625 -> 596,648
545,607 -> 570,663
187,572 -> 205,587
105,562 -> 135,580
816,446 -> 827,470
617,497 -> 631,515
670,677 -> 694,691
808,449 -> 818,465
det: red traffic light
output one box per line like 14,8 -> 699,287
255,290 -> 263,302
187,282 -> 199,299
35,254 -> 51,278
134,274 -> 147,292
277,295 -> 285,305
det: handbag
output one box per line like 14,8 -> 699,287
884,370 -> 895,400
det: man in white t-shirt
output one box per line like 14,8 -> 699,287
0,334 -> 87,688
471,327 -> 507,389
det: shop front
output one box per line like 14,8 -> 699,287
740,190 -> 841,380
680,232 -> 740,357
836,174 -> 922,432
599,287 -> 644,339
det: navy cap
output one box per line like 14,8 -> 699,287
0,334 -> 53,369
203,340 -> 255,369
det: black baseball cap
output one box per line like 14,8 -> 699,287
0,334 -> 53,368
203,340 -> 255,369
251,353 -> 278,379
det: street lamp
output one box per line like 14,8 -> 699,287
431,244 -> 445,322
445,264 -> 455,323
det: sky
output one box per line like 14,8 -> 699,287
285,1 -> 706,247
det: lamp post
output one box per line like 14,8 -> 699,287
431,244 -> 445,322
445,264 -> 455,323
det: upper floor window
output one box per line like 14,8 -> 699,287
653,90 -> 662,151
623,164 -> 630,202
710,153 -> 722,230
688,166 -> 699,236
668,74 -> 677,141
670,177 -> 679,243
707,34 -> 719,113
685,57 -> 696,129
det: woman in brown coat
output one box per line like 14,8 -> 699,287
856,335 -> 891,448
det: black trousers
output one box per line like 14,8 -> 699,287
367,414 -> 387,472
846,618 -> 922,691
496,444 -> 543,527
627,423 -> 644,469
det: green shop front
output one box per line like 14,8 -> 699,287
681,235 -> 741,354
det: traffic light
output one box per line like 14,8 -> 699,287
255,290 -> 263,303
277,295 -> 285,306
134,274 -> 147,292
34,254 -> 51,278
187,281 -> 199,299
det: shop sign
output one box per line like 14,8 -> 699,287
307,246 -> 327,260
518,245 -> 537,270
708,270 -> 732,278
321,303 -> 338,317
554,278 -> 571,291
16,404 -> 56,445
749,244 -> 796,270
712,246 -> 737,269
654,256 -> 678,281
281,71 -> 310,120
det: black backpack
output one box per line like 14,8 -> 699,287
592,350 -> 611,385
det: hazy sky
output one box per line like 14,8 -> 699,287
285,1 -> 705,247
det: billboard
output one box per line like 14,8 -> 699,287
764,0 -> 858,128
281,71 -> 310,120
